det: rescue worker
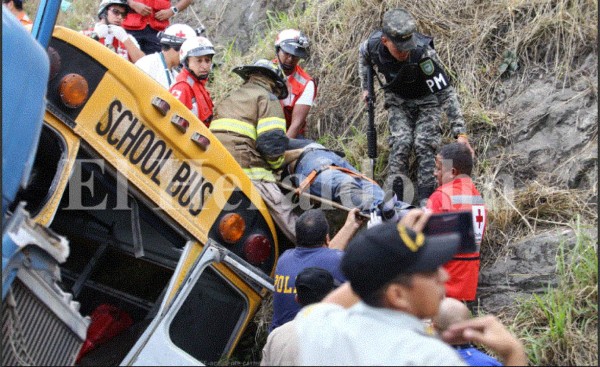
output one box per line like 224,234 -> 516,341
209,59 -> 297,244
426,142 -> 486,306
169,36 -> 215,127
273,29 -> 317,138
135,23 -> 196,89
83,0 -> 145,63
283,138 -> 413,220
123,0 -> 193,54
358,7 -> 474,205
2,0 -> 31,26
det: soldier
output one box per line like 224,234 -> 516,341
209,59 -> 297,243
358,7 -> 474,206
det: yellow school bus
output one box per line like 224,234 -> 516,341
13,25 -> 279,365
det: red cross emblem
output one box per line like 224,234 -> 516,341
175,30 -> 186,38
475,208 -> 484,229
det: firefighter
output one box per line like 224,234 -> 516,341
273,29 -> 317,139
135,23 -> 196,89
169,36 -> 215,127
83,0 -> 145,63
210,59 -> 297,244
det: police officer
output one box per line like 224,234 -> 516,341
358,7 -> 474,205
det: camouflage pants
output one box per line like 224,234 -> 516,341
385,92 -> 441,190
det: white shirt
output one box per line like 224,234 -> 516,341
282,79 -> 315,107
295,302 -> 468,366
135,52 -> 177,89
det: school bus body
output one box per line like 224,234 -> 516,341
5,23 -> 279,365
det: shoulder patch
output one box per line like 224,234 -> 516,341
419,59 -> 435,75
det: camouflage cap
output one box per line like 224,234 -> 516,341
381,8 -> 417,51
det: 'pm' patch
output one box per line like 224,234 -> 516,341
419,59 -> 435,75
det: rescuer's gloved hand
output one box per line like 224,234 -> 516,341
93,23 -> 109,38
367,209 -> 383,229
108,25 -> 129,42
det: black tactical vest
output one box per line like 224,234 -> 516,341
365,30 -> 451,99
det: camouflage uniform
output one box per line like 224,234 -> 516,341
358,8 -> 466,202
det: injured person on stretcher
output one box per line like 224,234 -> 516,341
282,138 -> 414,223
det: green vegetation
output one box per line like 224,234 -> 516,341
511,217 -> 597,365
37,0 -> 597,365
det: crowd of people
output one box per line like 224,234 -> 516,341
6,1 -> 528,365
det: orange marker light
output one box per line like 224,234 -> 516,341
218,213 -> 246,244
59,73 -> 89,108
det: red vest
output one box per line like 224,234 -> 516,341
170,68 -> 214,127
122,0 -> 170,31
272,60 -> 316,134
426,176 -> 487,301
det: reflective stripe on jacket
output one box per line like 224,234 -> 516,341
210,78 -> 287,182
426,176 -> 486,301
170,68 -> 214,126
273,61 -> 316,134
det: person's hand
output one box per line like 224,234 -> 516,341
128,0 -> 152,16
155,8 -> 174,21
108,25 -> 129,43
441,315 -> 528,366
457,135 -> 475,159
398,208 -> 431,233
93,23 -> 109,38
344,208 -> 365,231
361,90 -> 369,104
367,209 -> 382,229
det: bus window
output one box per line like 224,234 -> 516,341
11,124 -> 67,216
169,266 -> 247,363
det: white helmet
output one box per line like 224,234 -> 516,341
97,0 -> 129,19
158,23 -> 196,47
274,29 -> 309,59
180,36 -> 215,64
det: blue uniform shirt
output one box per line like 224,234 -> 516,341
270,246 -> 345,332
456,345 -> 503,366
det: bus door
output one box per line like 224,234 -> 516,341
122,239 -> 274,366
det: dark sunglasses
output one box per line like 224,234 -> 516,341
109,8 -> 128,18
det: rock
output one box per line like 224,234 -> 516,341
180,0 -> 302,54
477,228 -> 595,316
494,53 -> 598,190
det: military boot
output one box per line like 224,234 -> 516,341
418,185 -> 435,207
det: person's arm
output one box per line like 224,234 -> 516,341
441,315 -> 528,366
127,0 -> 151,16
428,49 -> 475,158
328,208 -> 364,251
155,0 -> 193,21
107,25 -> 145,62
286,81 -> 315,138
123,37 -> 145,62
